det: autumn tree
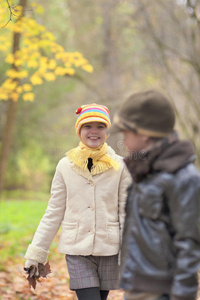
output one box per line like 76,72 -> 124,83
130,0 -> 200,163
65,0 -> 156,152
0,0 -> 93,196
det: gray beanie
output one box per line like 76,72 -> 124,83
110,89 -> 175,137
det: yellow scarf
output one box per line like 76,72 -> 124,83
66,142 -> 119,175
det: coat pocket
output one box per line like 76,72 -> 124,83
60,221 -> 78,244
106,222 -> 120,245
138,186 -> 163,219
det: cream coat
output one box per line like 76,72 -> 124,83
25,147 -> 131,264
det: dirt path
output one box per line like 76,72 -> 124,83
1,256 -> 199,300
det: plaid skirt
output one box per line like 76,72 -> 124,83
65,254 -> 119,290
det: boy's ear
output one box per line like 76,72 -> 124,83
141,135 -> 152,146
141,135 -> 150,142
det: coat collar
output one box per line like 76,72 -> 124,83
69,146 -> 121,180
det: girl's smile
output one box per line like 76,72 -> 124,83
80,122 -> 108,148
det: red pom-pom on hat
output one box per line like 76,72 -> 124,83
76,107 -> 82,115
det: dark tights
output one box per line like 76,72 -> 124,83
75,287 -> 109,300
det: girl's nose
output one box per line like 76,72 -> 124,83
91,127 -> 98,133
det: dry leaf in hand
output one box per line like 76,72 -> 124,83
24,262 -> 51,289
38,261 -> 51,278
24,264 -> 38,289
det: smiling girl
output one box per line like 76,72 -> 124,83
24,103 -> 131,300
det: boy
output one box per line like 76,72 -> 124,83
110,90 -> 200,300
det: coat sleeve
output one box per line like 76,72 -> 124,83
24,160 -> 66,264
167,171 -> 200,300
118,164 -> 132,244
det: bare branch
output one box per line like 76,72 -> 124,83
1,1 -> 24,29
187,0 -> 200,24
137,0 -> 200,115
1,0 -> 12,28
150,39 -> 200,75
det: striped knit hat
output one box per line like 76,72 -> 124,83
75,103 -> 111,138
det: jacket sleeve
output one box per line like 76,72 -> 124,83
167,171 -> 200,300
24,160 -> 66,264
118,164 -> 132,244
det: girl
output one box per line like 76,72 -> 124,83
24,103 -> 131,300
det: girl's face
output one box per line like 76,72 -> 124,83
80,122 -> 108,148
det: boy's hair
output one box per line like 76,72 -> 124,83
110,89 -> 175,138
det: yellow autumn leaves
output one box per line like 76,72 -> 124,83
1,79 -> 34,101
0,2 -> 93,102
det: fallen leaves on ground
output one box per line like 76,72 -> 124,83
0,256 -> 124,300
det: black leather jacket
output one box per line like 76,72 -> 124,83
120,163 -> 200,300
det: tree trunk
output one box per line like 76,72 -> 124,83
101,0 -> 120,100
0,100 -> 18,194
100,0 -> 123,154
0,0 -> 27,197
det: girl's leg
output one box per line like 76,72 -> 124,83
100,290 -> 109,300
75,287 -> 101,300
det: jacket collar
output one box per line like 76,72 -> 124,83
124,132 -> 196,183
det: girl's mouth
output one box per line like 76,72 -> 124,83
88,137 -> 99,140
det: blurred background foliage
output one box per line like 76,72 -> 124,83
0,0 -> 200,195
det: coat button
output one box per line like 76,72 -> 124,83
89,180 -> 94,186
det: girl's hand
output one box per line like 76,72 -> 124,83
24,261 -> 51,289
24,259 -> 39,276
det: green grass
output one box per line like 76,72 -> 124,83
2,189 -> 49,201
0,197 -> 49,270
